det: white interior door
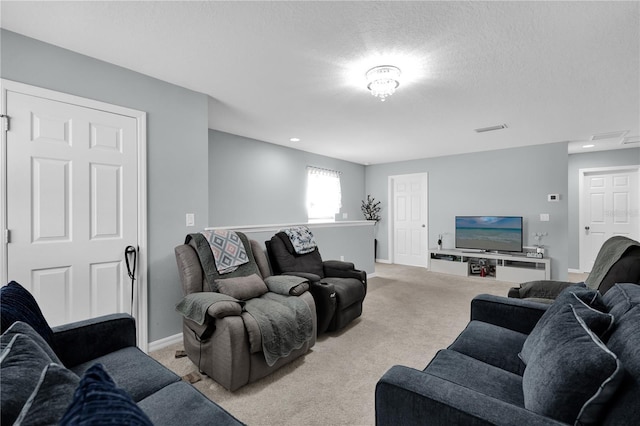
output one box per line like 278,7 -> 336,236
580,167 -> 640,272
391,173 -> 428,267
2,83 -> 145,340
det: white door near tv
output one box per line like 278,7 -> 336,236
579,165 -> 640,272
389,173 -> 428,267
1,80 -> 148,350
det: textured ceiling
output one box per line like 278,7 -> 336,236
2,1 -> 639,165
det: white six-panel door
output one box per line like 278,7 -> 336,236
391,173 -> 428,267
580,167 -> 640,272
2,81 -> 146,350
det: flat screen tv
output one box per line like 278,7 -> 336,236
455,216 -> 523,253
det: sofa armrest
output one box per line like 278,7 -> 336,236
471,294 -> 548,335
375,366 -> 566,426
51,313 -> 136,368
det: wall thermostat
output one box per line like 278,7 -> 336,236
547,194 -> 560,202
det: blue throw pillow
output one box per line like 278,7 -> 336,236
522,304 -> 624,424
1,281 -> 54,346
520,288 -> 612,365
60,363 -> 153,426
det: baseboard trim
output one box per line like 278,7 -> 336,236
568,268 -> 584,274
367,272 -> 377,278
375,259 -> 391,264
148,332 -> 182,353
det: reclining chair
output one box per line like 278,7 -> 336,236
174,231 -> 316,391
509,235 -> 640,301
266,231 -> 367,334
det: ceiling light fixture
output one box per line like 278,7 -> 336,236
582,144 -> 595,148
289,137 -> 300,142
366,65 -> 401,102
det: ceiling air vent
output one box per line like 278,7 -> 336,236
590,130 -> 628,141
622,135 -> 640,145
474,124 -> 508,133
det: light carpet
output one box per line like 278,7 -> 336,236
150,263 -> 521,425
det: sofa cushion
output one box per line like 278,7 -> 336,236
215,273 -> 268,301
138,381 -> 243,426
520,290 -> 612,365
424,349 -> 524,407
1,333 -> 58,425
0,281 -> 54,346
70,347 -> 179,402
14,363 -> 79,426
601,304 -> 640,425
60,363 -> 153,426
448,320 -> 527,375
603,283 -> 640,320
522,304 -> 624,425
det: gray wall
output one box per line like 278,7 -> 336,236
1,30 -> 209,342
208,130 -> 366,225
567,148 -> 640,270
365,142 -> 570,280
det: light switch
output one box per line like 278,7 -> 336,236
540,213 -> 550,222
186,213 -> 195,227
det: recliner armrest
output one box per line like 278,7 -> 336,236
323,259 -> 355,271
508,280 -> 575,300
471,294 -> 548,335
323,261 -> 367,284
51,313 -> 136,368
376,366 -> 565,426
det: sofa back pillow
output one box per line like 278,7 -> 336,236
1,281 -> 54,346
14,363 -> 79,426
1,333 -> 58,425
599,303 -> 640,425
522,304 -> 624,425
520,289 -> 611,365
602,283 -> 640,320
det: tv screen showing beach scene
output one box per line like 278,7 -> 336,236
455,216 -> 523,252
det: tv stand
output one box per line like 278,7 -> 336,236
429,249 -> 550,283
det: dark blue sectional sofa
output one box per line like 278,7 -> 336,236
376,283 -> 640,425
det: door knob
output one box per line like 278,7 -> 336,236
422,224 -> 426,228
585,226 -> 590,231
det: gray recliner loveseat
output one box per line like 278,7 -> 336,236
174,231 -> 317,391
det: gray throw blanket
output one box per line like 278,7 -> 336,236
585,236 -> 640,290
175,292 -> 242,325
201,229 -> 248,274
244,292 -> 313,367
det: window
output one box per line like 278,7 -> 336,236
306,167 -> 342,222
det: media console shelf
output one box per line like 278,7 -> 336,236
429,249 -> 550,283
